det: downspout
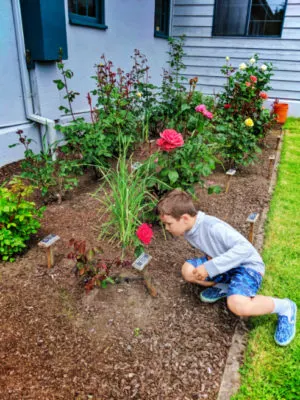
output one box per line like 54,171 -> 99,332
11,0 -> 57,160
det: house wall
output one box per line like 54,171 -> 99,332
0,0 -> 171,167
172,0 -> 300,116
0,0 -> 42,167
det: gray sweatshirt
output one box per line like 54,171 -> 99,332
184,211 -> 265,278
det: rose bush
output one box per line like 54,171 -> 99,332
146,132 -> 217,195
213,54 -> 277,167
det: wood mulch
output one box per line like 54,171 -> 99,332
0,127 -> 281,399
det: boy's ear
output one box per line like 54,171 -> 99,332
181,214 -> 190,222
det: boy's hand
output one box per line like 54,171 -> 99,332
193,265 -> 209,281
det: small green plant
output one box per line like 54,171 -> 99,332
54,49 -> 80,120
0,177 -> 45,262
156,35 -> 188,127
133,327 -> 141,337
67,239 -> 131,292
9,130 -> 80,201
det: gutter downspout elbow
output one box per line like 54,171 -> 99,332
28,115 -> 57,160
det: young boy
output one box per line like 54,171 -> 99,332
157,189 -> 297,346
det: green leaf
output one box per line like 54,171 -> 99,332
53,80 -> 65,90
168,170 -> 179,184
208,185 -> 222,194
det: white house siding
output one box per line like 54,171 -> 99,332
172,0 -> 300,116
0,0 -> 41,167
59,0 -> 171,121
1,0 -> 171,167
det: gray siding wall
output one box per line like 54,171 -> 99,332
1,0 -> 171,167
172,0 -> 300,116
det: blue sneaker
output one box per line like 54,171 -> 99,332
200,287 -> 227,303
274,300 -> 297,346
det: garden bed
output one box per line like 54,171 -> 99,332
0,128 -> 281,400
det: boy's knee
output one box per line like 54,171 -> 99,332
181,262 -> 195,282
227,295 -> 248,316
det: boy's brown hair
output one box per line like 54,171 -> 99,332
157,189 -> 197,219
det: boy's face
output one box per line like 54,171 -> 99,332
160,214 -> 189,236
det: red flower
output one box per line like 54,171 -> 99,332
250,75 -> 257,83
224,103 -> 232,109
156,129 -> 184,152
259,92 -> 268,99
136,223 -> 153,245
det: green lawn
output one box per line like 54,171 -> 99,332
232,118 -> 300,400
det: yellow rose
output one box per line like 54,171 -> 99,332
226,56 -> 230,61
245,118 -> 254,127
239,63 -> 247,70
136,92 -> 142,98
260,64 -> 267,71
249,58 -> 255,64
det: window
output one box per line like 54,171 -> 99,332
68,0 -> 107,29
213,0 -> 287,37
154,0 -> 170,38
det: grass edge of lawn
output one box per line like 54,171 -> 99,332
231,118 -> 300,400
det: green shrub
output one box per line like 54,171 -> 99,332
9,130 -> 80,201
57,118 -> 114,170
0,178 -> 45,262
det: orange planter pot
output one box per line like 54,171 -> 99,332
273,103 -> 289,124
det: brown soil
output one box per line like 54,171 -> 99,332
0,129 -> 281,400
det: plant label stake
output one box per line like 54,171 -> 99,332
131,161 -> 143,172
225,169 -> 236,194
246,213 -> 259,244
132,252 -> 152,271
275,135 -> 281,151
268,155 -> 275,179
38,234 -> 60,268
132,253 -> 157,297
149,139 -> 155,153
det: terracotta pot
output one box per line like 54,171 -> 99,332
273,103 -> 289,124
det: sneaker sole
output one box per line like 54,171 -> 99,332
274,302 -> 297,346
199,293 -> 227,303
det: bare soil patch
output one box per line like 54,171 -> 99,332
0,128 -> 280,400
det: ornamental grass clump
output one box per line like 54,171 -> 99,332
95,139 -> 164,254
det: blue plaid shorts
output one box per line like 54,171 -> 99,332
186,257 -> 263,298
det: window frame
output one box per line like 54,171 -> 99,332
212,0 -> 287,38
68,0 -> 107,30
154,0 -> 170,39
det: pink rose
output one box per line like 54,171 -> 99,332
250,75 -> 257,83
156,129 -> 184,152
259,92 -> 268,99
245,82 -> 251,87
203,111 -> 213,119
195,104 -> 207,113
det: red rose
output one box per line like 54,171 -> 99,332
136,223 -> 153,245
250,75 -> 257,83
259,92 -> 268,99
224,103 -> 232,109
156,129 -> 184,152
